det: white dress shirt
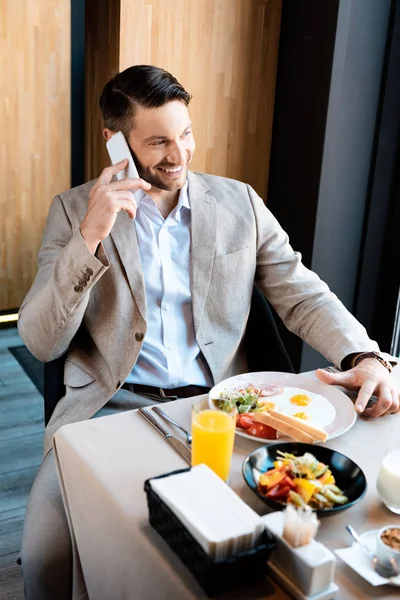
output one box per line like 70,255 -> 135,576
125,181 -> 213,388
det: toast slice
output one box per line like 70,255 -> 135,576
268,409 -> 328,442
253,412 -> 315,443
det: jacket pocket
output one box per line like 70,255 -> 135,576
213,247 -> 250,274
214,247 -> 249,260
64,359 -> 96,387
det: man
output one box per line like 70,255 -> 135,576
18,65 -> 399,599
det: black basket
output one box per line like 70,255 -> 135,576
144,468 -> 276,597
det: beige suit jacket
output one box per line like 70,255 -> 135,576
18,171 -> 378,455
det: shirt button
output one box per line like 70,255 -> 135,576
163,304 -> 170,311
173,380 -> 179,387
74,285 -> 83,293
135,332 -> 144,342
166,344 -> 172,351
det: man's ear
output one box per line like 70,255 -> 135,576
103,128 -> 115,141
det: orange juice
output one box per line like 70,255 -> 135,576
191,408 -> 236,481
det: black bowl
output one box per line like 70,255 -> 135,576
242,442 -> 367,516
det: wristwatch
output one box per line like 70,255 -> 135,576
352,351 -> 393,373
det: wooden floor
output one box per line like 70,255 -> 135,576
0,326 -> 44,600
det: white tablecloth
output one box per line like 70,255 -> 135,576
54,373 -> 400,600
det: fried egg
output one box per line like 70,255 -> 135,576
292,412 -> 308,419
290,394 -> 312,406
259,386 -> 335,428
257,400 -> 277,411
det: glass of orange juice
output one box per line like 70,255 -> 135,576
191,398 -> 236,482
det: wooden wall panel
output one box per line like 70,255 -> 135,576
86,0 -> 281,198
0,1 -> 70,311
85,0 -> 120,182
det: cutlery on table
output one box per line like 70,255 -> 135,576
346,525 -> 399,578
138,408 -> 191,465
152,406 -> 192,445
324,365 -> 341,374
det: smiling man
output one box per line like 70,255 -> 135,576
18,65 -> 399,599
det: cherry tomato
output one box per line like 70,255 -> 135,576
266,483 -> 291,499
246,423 -> 273,439
237,413 -> 254,429
282,475 -> 296,490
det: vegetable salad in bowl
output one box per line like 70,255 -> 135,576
258,451 -> 348,510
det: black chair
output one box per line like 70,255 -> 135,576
43,285 -> 294,424
244,284 -> 294,374
43,356 -> 66,425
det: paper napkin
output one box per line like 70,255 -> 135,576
149,464 -> 264,560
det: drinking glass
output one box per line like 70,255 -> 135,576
191,398 -> 236,482
376,446 -> 400,514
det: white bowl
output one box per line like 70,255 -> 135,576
376,525 -> 400,574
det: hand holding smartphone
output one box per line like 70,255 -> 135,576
106,131 -> 139,182
80,132 -> 151,254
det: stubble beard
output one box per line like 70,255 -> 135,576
138,165 -> 188,192
134,153 -> 191,192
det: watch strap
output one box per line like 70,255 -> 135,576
353,351 -> 393,373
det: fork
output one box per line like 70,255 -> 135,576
324,365 -> 341,373
152,406 -> 192,445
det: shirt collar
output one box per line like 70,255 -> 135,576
135,180 -> 190,213
176,180 -> 190,211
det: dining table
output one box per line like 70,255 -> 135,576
53,369 -> 400,600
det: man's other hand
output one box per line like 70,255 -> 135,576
80,160 -> 151,254
316,359 -> 400,417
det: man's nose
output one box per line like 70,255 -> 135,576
167,141 -> 185,165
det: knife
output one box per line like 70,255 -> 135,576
153,406 -> 192,445
139,408 -> 192,464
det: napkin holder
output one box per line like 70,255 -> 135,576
261,512 -> 338,600
144,468 -> 275,597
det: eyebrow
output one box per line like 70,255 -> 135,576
143,123 -> 192,143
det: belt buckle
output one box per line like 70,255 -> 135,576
159,388 -> 178,400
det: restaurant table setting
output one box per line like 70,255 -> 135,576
53,368 -> 400,600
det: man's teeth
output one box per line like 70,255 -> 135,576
159,166 -> 183,173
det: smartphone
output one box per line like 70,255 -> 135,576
106,131 -> 139,181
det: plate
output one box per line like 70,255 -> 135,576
336,530 -> 400,587
209,371 -> 356,443
242,441 -> 367,516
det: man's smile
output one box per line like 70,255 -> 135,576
157,165 -> 184,173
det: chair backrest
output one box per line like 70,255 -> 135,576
43,355 -> 66,425
244,285 -> 294,373
43,285 -> 293,424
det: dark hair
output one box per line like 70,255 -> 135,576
99,65 -> 192,136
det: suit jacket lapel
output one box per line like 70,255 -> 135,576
108,173 -> 216,330
188,171 -> 217,335
109,211 -> 147,321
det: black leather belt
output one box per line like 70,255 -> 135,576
121,382 -> 210,399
